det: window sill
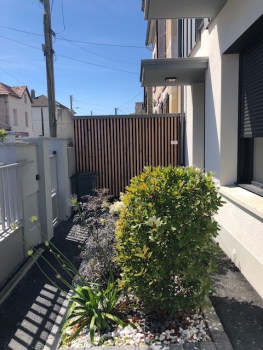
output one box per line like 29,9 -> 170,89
220,186 -> 263,221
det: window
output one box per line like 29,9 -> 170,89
178,19 -> 204,58
238,34 -> 263,196
13,109 -> 18,126
157,20 -> 166,58
25,112 -> 28,127
164,93 -> 169,114
24,93 -> 27,104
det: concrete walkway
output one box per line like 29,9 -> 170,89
0,217 -> 263,349
0,217 -> 84,350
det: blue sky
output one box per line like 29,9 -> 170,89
0,0 -> 151,115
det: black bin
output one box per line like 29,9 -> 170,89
71,172 -> 97,201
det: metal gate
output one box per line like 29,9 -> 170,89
73,114 -> 180,197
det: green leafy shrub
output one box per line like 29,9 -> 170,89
0,129 -> 7,142
115,166 -> 224,314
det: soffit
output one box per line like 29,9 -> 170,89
140,58 -> 208,87
142,0 -> 228,19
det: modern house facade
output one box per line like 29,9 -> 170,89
140,0 -> 263,298
144,18 -> 180,114
0,83 -> 33,136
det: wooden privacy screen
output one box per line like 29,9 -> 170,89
73,114 -> 180,198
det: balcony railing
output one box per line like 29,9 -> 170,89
0,163 -> 23,237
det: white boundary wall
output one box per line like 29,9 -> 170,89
0,138 -> 76,285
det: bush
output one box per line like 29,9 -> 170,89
114,166 -> 224,314
72,189 -> 120,287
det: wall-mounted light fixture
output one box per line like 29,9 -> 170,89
165,77 -> 177,82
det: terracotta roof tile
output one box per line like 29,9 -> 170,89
0,82 -> 20,97
0,83 -> 32,103
11,86 -> 27,98
32,94 -> 68,109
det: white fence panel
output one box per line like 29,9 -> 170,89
0,163 -> 23,236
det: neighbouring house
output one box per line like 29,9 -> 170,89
140,0 -> 263,298
135,102 -> 145,114
0,82 -> 33,136
31,91 -> 74,140
144,18 -> 180,114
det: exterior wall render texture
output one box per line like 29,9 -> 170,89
0,96 -> 9,128
182,0 -> 263,298
8,95 -> 33,135
152,19 -> 180,114
215,196 -> 263,298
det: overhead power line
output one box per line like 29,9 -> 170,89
0,35 -> 139,75
57,33 -> 138,66
58,54 -> 139,74
0,25 -> 146,48
118,91 -> 143,108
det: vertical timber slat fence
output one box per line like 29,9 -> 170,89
73,114 -> 180,198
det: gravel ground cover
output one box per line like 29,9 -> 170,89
62,301 -> 212,348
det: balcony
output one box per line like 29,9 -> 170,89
142,0 -> 228,19
140,58 -> 208,87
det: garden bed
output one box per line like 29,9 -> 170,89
41,166 -> 231,349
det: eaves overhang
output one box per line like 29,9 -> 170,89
140,58 -> 209,87
142,0 -> 228,19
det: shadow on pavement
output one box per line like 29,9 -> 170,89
0,217 -> 86,350
211,253 -> 263,350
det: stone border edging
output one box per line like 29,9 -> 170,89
43,297 -> 234,350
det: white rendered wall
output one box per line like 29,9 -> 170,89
215,193 -> 263,298
32,107 -> 50,137
32,106 -> 73,139
182,0 -> 263,298
15,143 -> 41,249
49,139 -> 74,220
8,95 -> 33,136
184,0 -> 263,185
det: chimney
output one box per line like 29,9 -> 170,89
31,89 -> 35,99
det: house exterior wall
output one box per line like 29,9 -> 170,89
32,106 -> 73,139
181,0 -> 263,297
7,94 -> 33,136
151,19 -> 180,114
31,106 -> 50,137
0,96 -> 10,129
57,108 -> 73,139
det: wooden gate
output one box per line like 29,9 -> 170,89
73,114 -> 180,197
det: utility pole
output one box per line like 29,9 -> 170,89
70,95 -> 73,109
115,108 -> 117,115
41,0 -> 56,137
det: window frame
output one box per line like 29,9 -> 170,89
25,111 -> 29,127
13,109 -> 18,126
237,46 -> 263,197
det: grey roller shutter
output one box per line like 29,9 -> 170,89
240,35 -> 263,138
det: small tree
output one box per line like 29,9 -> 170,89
114,166 -> 224,314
